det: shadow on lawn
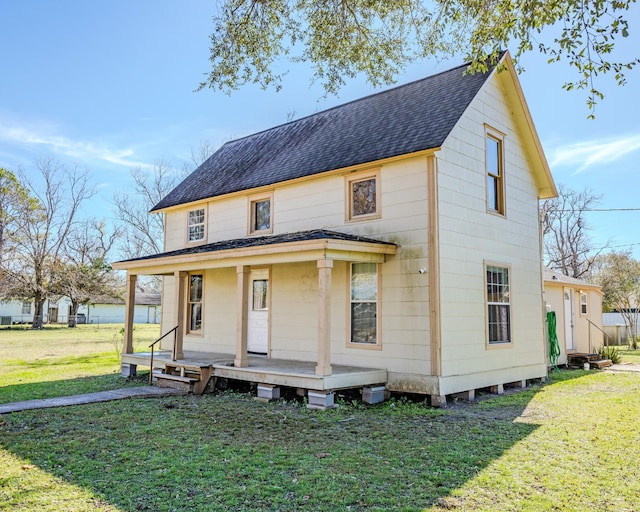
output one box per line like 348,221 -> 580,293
0,371 -> 587,511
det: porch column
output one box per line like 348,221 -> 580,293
173,271 -> 187,360
235,265 -> 250,367
316,259 -> 333,376
123,273 -> 137,354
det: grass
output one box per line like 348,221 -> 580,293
1,327 -> 640,511
0,324 -> 159,403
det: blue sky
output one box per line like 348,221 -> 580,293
1,1 -> 639,258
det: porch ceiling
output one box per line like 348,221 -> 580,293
112,229 -> 397,275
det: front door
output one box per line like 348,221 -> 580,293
247,270 -> 269,354
564,288 -> 575,351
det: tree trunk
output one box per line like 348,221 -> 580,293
32,295 -> 46,329
68,301 -> 79,327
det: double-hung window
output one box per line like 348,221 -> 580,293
580,293 -> 588,315
486,265 -> 511,345
350,263 -> 378,345
486,128 -> 505,215
188,208 -> 206,243
188,274 -> 203,333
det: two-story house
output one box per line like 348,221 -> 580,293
113,51 -> 557,407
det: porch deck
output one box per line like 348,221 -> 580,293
122,351 -> 387,392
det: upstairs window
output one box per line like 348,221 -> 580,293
486,129 -> 505,215
346,170 -> 381,221
486,265 -> 511,345
187,208 -> 206,243
249,193 -> 273,234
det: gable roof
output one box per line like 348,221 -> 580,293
152,60 -> 496,212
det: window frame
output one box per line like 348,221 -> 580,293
347,262 -> 382,350
485,126 -> 506,216
186,206 -> 207,244
186,273 -> 203,335
345,169 -> 381,222
580,292 -> 588,316
485,263 -> 512,347
21,301 -> 31,315
248,192 -> 273,235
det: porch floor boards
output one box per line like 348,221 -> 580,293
122,351 -> 387,392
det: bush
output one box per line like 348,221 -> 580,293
598,345 -> 621,364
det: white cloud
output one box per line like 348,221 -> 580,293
549,133 -> 640,173
0,120 -> 152,170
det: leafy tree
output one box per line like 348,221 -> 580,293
0,168 -> 34,280
541,184 -> 605,278
6,158 -> 94,328
199,0 -> 639,111
591,250 -> 640,349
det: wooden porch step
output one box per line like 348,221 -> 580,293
589,359 -> 613,369
152,363 -> 213,395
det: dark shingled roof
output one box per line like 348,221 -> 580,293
119,229 -> 396,264
152,60 -> 494,211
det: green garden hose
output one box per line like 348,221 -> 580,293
547,311 -> 561,371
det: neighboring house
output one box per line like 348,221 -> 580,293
0,299 -> 47,325
543,270 -> 604,364
84,293 -> 161,325
0,294 -> 161,326
113,51 -> 557,407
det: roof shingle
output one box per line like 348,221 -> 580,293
152,60 -> 493,211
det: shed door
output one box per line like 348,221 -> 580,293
564,288 -> 575,351
247,270 -> 269,354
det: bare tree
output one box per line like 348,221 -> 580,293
541,184 -> 605,279
57,219 -> 122,327
6,157 -> 95,328
114,144 -> 214,263
591,250 -> 640,349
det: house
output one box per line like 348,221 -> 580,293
0,294 -> 160,326
83,293 -> 161,325
113,51 -> 557,407
543,270 -> 604,364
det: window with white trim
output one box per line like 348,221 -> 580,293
486,265 -> 511,344
350,263 -> 378,344
188,274 -> 203,333
187,208 -> 206,243
21,301 -> 31,315
580,293 -> 588,315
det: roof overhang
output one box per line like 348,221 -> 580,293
112,232 -> 397,276
495,52 -> 558,200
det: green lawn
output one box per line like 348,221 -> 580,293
1,327 -> 640,511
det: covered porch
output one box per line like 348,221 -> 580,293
121,350 -> 388,392
112,230 -> 397,399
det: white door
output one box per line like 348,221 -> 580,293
564,288 -> 575,351
247,270 -> 269,354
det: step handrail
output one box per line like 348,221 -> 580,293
148,326 -> 179,385
586,318 -> 612,351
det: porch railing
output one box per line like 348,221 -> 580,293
148,326 -> 179,385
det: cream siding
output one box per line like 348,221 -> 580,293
434,68 -> 547,394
